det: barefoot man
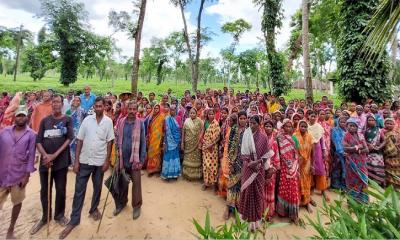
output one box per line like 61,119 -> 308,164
30,95 -> 74,235
60,97 -> 114,239
0,107 -> 36,239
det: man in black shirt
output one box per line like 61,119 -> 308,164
30,94 -> 74,235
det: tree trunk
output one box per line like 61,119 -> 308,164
131,0 -> 147,94
178,0 -> 196,91
147,71 -> 152,83
286,34 -> 302,77
13,25 -> 23,82
302,0 -> 313,100
192,0 -> 206,92
156,60 -> 165,85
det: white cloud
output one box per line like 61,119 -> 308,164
206,0 -> 301,51
0,4 -> 45,43
0,0 -> 300,60
0,0 -> 194,60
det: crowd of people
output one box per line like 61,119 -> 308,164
1,85 -> 400,238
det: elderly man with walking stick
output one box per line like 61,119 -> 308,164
60,97 -> 114,239
30,94 -> 74,235
112,101 -> 146,219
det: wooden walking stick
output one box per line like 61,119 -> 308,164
47,166 -> 52,237
96,166 -> 117,234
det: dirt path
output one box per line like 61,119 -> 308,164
0,167 -> 335,239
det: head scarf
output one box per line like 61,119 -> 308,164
291,113 -> 302,122
384,117 -> 395,125
346,117 -> 359,126
281,118 -> 293,127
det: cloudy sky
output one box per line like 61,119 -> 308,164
0,0 -> 301,59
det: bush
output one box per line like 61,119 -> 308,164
192,210 -> 288,239
307,180 -> 400,239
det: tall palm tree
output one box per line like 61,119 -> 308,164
363,0 -> 399,62
13,25 -> 32,81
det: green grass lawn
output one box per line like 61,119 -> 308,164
0,74 -> 341,104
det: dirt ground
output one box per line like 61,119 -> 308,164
0,167 -> 336,239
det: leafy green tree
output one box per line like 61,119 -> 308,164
164,31 -> 186,82
254,0 -> 290,96
221,18 -> 252,87
13,25 -> 33,82
79,32 -> 114,81
109,0 -> 147,94
170,0 -> 210,92
139,38 -> 168,85
221,18 -> 252,44
287,0 -> 340,81
0,26 -> 32,80
40,0 -> 87,86
337,0 -> 391,103
22,27 -> 56,81
238,48 -> 261,89
150,38 -> 168,85
199,57 -> 218,84
139,48 -> 156,83
0,26 -> 16,77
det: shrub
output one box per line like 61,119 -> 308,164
307,180 -> 400,239
192,210 -> 288,239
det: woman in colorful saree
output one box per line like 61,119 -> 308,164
291,113 -> 302,129
181,108 -> 204,181
343,118 -> 369,203
293,120 -> 314,213
383,118 -> 400,189
201,109 -> 221,190
333,109 -> 342,127
224,111 -> 247,220
318,109 -> 332,188
218,107 -> 231,198
331,116 -> 347,190
238,115 -> 270,231
142,104 -> 153,137
307,110 -> 329,201
161,105 -> 181,180
276,119 -> 300,224
325,109 -> 335,127
364,115 -> 386,186
146,104 -> 166,176
66,96 -> 85,166
263,120 -> 280,221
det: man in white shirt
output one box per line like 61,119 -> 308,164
59,97 -> 114,239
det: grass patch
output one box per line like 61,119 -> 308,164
0,74 -> 341,104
